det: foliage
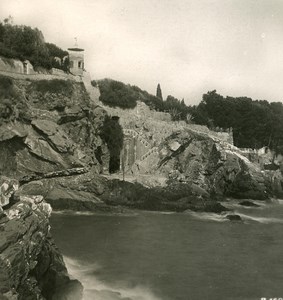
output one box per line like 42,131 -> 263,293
0,19 -> 69,71
100,115 -> 124,173
45,43 -> 69,71
156,83 -> 163,100
30,79 -> 73,96
97,79 -> 193,121
0,75 -> 30,124
91,80 -> 97,87
98,79 -> 137,109
0,75 -> 17,99
164,95 -> 188,121
191,90 -> 283,153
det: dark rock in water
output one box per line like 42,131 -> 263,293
203,202 -> 230,213
239,200 -> 260,207
226,214 -> 242,221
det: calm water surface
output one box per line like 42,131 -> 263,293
50,201 -> 283,300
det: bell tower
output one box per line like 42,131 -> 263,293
68,38 -> 84,76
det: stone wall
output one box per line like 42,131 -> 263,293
0,57 -> 81,82
122,129 -> 155,170
0,56 -> 37,74
98,100 -> 235,174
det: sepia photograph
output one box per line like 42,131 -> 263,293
0,1 -> 283,299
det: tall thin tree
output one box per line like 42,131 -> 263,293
156,83 -> 163,100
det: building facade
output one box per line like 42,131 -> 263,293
67,47 -> 85,76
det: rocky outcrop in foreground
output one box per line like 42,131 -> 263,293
0,177 -> 82,300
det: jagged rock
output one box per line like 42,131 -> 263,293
16,172 -> 108,211
0,122 -> 27,142
0,194 -> 83,299
151,129 -> 269,200
31,119 -> 73,153
19,166 -> 88,184
24,131 -> 69,167
168,141 -> 181,151
265,169 -> 283,198
0,176 -> 19,207
57,105 -> 85,124
0,77 -> 109,181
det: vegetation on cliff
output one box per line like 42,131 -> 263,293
0,17 -> 68,70
97,78 -> 191,121
30,79 -> 73,96
97,78 -> 283,154
0,75 -> 31,123
191,90 -> 283,153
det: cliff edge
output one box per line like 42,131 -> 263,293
0,176 -> 83,300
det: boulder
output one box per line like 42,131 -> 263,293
31,119 -> 73,153
239,200 -> 260,207
226,214 -> 242,221
0,176 -> 19,207
0,122 -> 27,142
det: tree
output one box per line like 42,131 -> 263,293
0,19 -> 68,71
156,83 -> 163,100
100,116 -> 124,173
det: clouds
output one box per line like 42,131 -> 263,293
0,0 -> 283,104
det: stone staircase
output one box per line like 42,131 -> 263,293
140,147 -> 158,161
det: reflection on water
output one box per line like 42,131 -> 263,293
51,201 -> 283,300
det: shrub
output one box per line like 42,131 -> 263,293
98,79 -> 137,109
31,79 -> 73,96
100,115 -> 124,173
91,80 -> 97,87
0,75 -> 17,99
97,79 -> 192,121
0,20 -> 69,71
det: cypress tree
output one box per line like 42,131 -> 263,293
156,83 -> 163,100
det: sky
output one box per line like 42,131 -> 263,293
1,0 -> 283,105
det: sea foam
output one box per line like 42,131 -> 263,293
64,256 -> 163,300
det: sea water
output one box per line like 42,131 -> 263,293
50,201 -> 283,300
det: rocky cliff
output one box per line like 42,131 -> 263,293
0,73 -> 281,213
136,129 -> 269,200
0,177 -> 83,300
0,75 -> 110,179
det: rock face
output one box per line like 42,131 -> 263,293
0,188 -> 83,299
0,77 -> 109,181
0,176 -> 19,207
16,172 -> 109,212
134,129 -> 269,200
0,74 -> 280,213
